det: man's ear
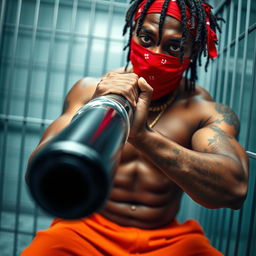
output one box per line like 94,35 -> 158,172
132,22 -> 137,35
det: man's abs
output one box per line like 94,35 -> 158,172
100,144 -> 183,230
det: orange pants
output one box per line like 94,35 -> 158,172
21,213 -> 223,255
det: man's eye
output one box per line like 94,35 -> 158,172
140,36 -> 152,44
170,45 -> 181,52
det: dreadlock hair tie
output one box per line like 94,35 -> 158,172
203,3 -> 218,59
134,0 -> 191,22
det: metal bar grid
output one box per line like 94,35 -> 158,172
42,0 -> 129,9
12,1 -> 41,254
247,151 -> 256,159
1,227 -> 34,236
83,0 -> 97,76
0,0 -> 22,237
233,1 -> 253,254
238,0 -> 252,120
223,3 -> 242,254
0,0 -> 7,52
62,0 -> 79,102
211,209 -> 220,247
245,167 -> 256,255
215,7 -> 227,102
101,0 -> 114,75
243,29 -> 256,256
229,0 -> 242,108
30,0 -> 60,237
214,0 -> 231,16
41,0 -> 59,122
208,209 -> 217,243
210,55 -> 218,98
0,0 -> 255,255
0,114 -> 52,126
208,56 -> 217,96
225,209 -> 234,255
3,23 -> 125,43
222,1 -> 234,105
217,208 -> 226,251
243,40 -> 256,160
0,0 -> 7,219
218,22 -> 256,57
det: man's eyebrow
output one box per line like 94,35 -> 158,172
139,26 -> 184,45
168,38 -> 182,43
140,26 -> 155,36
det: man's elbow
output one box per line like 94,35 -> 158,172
228,160 -> 249,210
228,181 -> 248,210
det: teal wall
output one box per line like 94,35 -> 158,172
0,0 -> 255,255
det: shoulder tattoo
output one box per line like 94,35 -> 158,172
214,103 -> 240,134
208,125 -> 233,151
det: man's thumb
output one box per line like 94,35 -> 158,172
138,77 -> 153,101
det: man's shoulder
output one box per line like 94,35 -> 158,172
182,84 -> 240,133
188,84 -> 214,102
189,85 -> 219,115
179,80 -> 215,105
176,82 -> 219,123
68,66 -> 130,104
64,77 -> 100,110
194,85 -> 214,101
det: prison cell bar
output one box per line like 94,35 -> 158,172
101,0 -> 114,75
0,0 -> 7,229
215,7 -> 227,102
62,0 -> 78,104
225,1 -> 242,255
0,5 -> 22,256
83,0 -> 97,77
238,0 -> 252,119
12,0 -> 41,255
233,0 -> 253,254
244,30 -> 256,256
33,0 -> 60,239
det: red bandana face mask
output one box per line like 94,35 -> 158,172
130,38 -> 190,100
129,0 -> 218,100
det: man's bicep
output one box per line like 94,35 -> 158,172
191,124 -> 249,182
28,113 -> 74,165
192,102 -> 242,153
191,125 -> 236,154
39,114 -> 74,143
208,103 -> 240,138
191,123 -> 248,169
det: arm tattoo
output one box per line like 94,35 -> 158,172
214,103 -> 240,134
189,156 -> 223,181
62,99 -> 70,114
167,158 -> 180,168
188,156 -> 222,189
172,148 -> 181,155
208,125 -> 233,151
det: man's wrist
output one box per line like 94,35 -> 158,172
128,124 -> 154,147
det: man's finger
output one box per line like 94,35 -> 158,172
137,77 -> 153,105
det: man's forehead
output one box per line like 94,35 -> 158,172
134,0 -> 186,23
136,13 -> 182,32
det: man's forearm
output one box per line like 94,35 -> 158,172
130,128 -> 247,209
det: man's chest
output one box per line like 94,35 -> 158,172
121,109 -> 202,165
148,106 -> 201,148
